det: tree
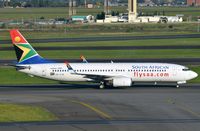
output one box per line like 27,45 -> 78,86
96,12 -> 105,20
153,11 -> 158,16
111,11 -> 116,16
162,11 -> 165,16
101,12 -> 105,19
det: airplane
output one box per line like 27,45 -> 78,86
10,29 -> 198,89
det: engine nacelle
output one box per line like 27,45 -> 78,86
113,77 -> 132,87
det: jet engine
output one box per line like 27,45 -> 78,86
112,77 -> 132,87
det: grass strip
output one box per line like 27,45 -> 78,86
0,49 -> 200,59
0,103 -> 57,122
0,67 -> 58,85
1,38 -> 200,47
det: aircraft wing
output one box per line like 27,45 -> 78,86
74,71 -> 127,82
81,73 -> 115,81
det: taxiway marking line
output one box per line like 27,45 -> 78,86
177,104 -> 200,118
70,100 -> 112,120
167,98 -> 200,118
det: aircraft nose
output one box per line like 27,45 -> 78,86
191,71 -> 198,79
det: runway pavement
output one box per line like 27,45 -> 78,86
1,34 -> 200,44
0,85 -> 200,131
1,58 -> 200,66
1,45 -> 200,51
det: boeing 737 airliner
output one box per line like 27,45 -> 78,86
10,29 -> 198,88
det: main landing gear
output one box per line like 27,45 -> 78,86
99,81 -> 105,89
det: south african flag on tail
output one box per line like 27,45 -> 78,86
10,29 -> 53,64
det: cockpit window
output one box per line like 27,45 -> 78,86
182,68 -> 190,71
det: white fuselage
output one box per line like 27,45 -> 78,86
18,63 -> 198,85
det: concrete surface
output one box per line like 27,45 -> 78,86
0,85 -> 199,131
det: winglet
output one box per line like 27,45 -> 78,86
80,55 -> 88,63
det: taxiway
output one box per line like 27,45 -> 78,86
0,85 -> 199,131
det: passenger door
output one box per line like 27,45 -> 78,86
42,67 -> 46,76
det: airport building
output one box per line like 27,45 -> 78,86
126,0 -> 183,23
187,0 -> 200,6
72,0 -> 183,24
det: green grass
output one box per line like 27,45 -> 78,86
1,38 -> 200,48
0,103 -> 57,122
139,7 -> 200,19
0,67 -> 58,85
0,22 -> 199,41
1,30 -> 196,41
0,30 -> 195,41
0,7 -> 69,19
1,37 -> 200,60
30,38 -> 200,47
0,7 -> 124,19
38,49 -> 200,59
0,49 -> 200,60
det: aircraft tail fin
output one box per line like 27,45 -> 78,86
10,29 -> 53,64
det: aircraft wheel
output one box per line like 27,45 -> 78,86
99,81 -> 105,89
